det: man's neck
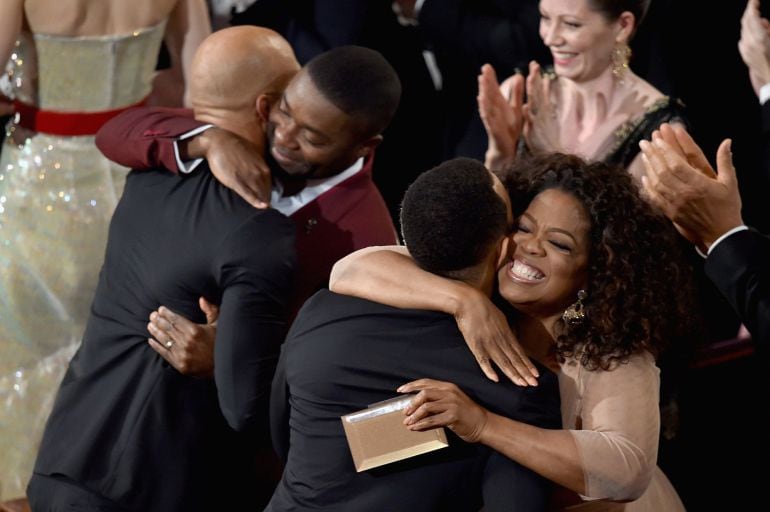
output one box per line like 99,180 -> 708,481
463,252 -> 500,297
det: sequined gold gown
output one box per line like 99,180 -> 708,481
0,22 -> 166,500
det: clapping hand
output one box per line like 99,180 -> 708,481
523,61 -> 562,154
739,0 -> 770,96
477,64 -> 524,171
640,123 -> 743,250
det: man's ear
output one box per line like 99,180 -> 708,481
355,134 -> 383,160
256,94 -> 273,123
495,236 -> 511,270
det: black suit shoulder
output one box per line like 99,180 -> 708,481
212,203 -> 295,284
285,289 -> 561,427
269,290 -> 560,511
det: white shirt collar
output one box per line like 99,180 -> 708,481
270,157 -> 365,217
174,125 -> 366,217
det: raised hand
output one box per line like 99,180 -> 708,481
640,128 -> 743,249
393,0 -> 418,20
652,124 -> 716,178
477,64 -> 524,171
523,61 -> 562,154
739,0 -> 770,96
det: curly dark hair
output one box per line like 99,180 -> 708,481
501,153 -> 695,370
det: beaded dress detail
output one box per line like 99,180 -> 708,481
0,22 -> 166,500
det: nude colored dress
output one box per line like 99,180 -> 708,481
559,351 -> 686,511
0,22 -> 166,500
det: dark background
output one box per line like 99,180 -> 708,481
2,1 -> 768,508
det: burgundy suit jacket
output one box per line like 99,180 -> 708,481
96,107 -> 398,312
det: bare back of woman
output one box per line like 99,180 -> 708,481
23,0 -> 179,36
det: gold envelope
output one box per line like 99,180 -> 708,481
341,395 -> 449,472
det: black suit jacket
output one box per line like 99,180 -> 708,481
705,229 -> 770,350
32,166 -> 296,511
760,101 -> 770,193
268,290 -> 561,511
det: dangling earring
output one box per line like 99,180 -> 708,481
611,43 -> 631,83
562,289 -> 587,326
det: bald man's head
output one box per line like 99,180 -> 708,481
188,27 -> 299,113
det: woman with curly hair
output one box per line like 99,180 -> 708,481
330,153 -> 689,510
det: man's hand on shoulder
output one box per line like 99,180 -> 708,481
186,126 -> 273,209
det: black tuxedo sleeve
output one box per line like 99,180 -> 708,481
705,229 -> 770,349
213,212 -> 297,433
761,100 -> 770,135
760,101 -> 770,190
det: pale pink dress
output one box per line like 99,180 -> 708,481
559,351 -> 685,511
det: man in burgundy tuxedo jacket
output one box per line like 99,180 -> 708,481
97,45 -> 399,319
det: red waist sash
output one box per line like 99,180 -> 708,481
12,96 -> 148,136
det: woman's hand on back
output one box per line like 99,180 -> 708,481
399,379 -> 490,443
454,287 -> 539,386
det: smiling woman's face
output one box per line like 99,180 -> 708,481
498,188 -> 591,318
538,0 -> 624,83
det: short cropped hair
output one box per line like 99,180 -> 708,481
400,158 -> 508,277
304,46 -> 401,137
